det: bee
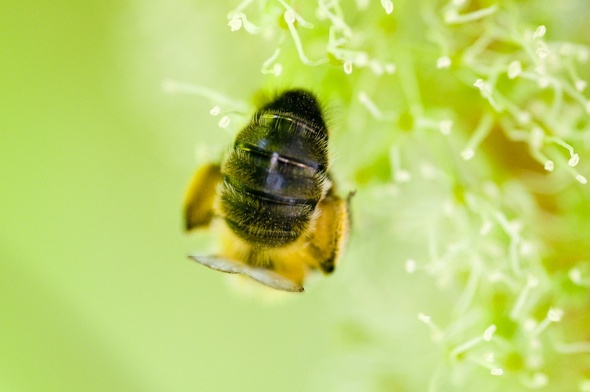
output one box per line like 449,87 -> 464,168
184,89 -> 352,292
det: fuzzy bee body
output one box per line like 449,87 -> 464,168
184,90 -> 351,292
221,92 -> 330,247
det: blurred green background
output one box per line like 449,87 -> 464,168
3,0 -> 590,391
0,1 -> 342,391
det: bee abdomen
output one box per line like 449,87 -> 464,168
221,141 -> 328,246
219,89 -> 330,247
224,144 -> 325,200
220,175 -> 317,247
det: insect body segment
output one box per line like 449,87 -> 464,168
221,95 -> 329,247
184,89 -> 350,292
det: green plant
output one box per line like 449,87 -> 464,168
185,0 -> 590,389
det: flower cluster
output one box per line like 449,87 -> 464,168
196,0 -> 590,389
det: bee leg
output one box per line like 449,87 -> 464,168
184,163 -> 223,231
307,192 -> 352,274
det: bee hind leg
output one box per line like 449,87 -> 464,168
184,163 -> 223,231
307,192 -> 352,274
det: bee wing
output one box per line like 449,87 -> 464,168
189,255 -> 246,274
189,255 -> 304,293
245,267 -> 305,293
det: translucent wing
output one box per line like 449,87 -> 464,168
189,255 -> 304,292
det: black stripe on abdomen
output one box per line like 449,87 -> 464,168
219,176 -> 316,247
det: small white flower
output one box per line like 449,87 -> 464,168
218,116 -> 231,128
507,61 -> 522,79
533,25 -> 546,39
437,56 -> 452,69
381,0 -> 394,14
